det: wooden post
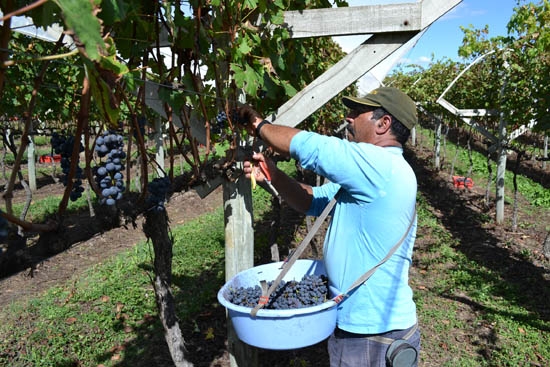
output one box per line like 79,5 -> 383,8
495,114 -> 507,224
434,121 -> 442,170
154,117 -> 165,177
223,139 -> 258,367
543,135 -> 548,170
27,134 -> 37,191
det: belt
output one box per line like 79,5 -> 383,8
334,323 -> 418,345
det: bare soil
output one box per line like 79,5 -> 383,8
0,139 -> 549,366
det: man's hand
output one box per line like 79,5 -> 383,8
237,105 -> 263,128
243,152 -> 275,184
243,152 -> 266,183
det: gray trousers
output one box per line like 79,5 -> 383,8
328,323 -> 421,367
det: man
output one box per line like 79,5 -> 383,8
240,87 -> 420,367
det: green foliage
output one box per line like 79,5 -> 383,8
53,0 -> 105,61
505,0 -> 550,133
0,0 -> 357,221
0,32 -> 82,123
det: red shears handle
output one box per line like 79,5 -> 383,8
259,161 -> 272,181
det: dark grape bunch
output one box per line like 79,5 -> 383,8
134,115 -> 147,140
227,274 -> 329,310
93,131 -> 126,206
212,111 -> 228,135
50,132 -> 85,202
0,210 -> 9,241
147,176 -> 171,210
212,109 -> 243,135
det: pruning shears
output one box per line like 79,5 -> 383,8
251,160 -> 280,199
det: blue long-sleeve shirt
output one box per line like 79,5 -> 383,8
290,131 -> 418,334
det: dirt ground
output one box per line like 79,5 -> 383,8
0,139 -> 549,366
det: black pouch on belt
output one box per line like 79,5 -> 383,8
385,339 -> 418,367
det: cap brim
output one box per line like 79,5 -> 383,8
342,96 -> 382,110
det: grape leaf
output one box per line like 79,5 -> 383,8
54,0 -> 105,61
84,60 -> 120,128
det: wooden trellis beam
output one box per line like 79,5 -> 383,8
283,3 -> 422,38
268,0 -> 462,127
267,31 -> 418,126
437,97 -> 498,144
283,0 -> 462,38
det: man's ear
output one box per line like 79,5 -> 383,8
376,115 -> 392,134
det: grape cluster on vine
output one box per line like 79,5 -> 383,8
0,210 -> 9,241
212,109 -> 242,135
147,177 -> 171,211
227,274 -> 328,310
51,132 -> 85,202
211,111 -> 226,135
93,131 -> 126,206
134,115 -> 147,140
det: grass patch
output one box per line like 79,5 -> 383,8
413,192 -> 549,366
0,208 -> 227,367
4,190 -> 93,223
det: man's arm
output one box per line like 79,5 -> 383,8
239,106 -> 313,212
252,120 -> 301,156
269,164 -> 313,213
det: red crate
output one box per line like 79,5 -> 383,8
38,154 -> 62,163
452,176 -> 474,189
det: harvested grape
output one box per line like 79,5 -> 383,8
227,274 -> 328,310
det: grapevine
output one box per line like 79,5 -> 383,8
50,132 -> 85,202
227,274 -> 329,310
93,131 -> 126,206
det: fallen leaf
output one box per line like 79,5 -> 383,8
205,327 -> 215,340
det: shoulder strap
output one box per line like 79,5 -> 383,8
250,194 -> 339,317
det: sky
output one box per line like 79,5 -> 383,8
333,0 -> 521,91
397,0 -> 518,66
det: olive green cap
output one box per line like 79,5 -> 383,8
342,87 -> 418,130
